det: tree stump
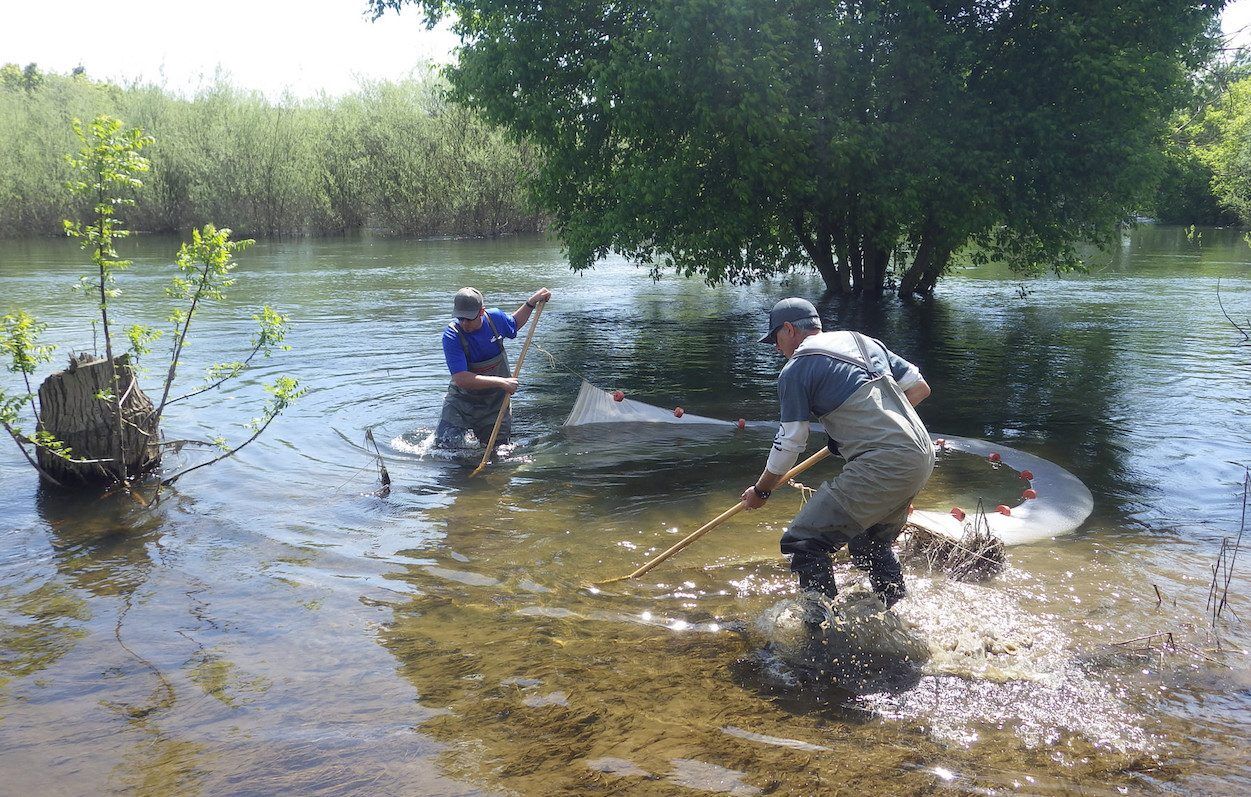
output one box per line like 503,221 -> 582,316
36,353 -> 161,485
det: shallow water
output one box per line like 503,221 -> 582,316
1,226 -> 1249,795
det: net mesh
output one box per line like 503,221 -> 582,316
560,381 -> 1092,545
563,380 -> 736,427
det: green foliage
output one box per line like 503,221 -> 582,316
2,311 -> 55,376
156,225 -> 264,413
204,361 -> 245,383
64,115 -> 153,322
250,376 -> 305,431
370,0 -> 1223,296
0,390 -> 23,428
1153,48 -> 1248,226
29,429 -> 75,460
198,305 -> 287,385
126,323 -> 163,362
1199,75 -> 1251,224
0,66 -> 540,238
252,306 -> 290,354
0,390 -> 77,463
169,224 -> 252,303
1,117 -> 302,489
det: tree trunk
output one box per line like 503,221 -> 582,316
849,239 -> 865,293
794,212 -> 839,293
831,226 -> 853,295
899,221 -> 939,298
37,353 -> 161,486
865,244 -> 890,295
917,243 -> 952,295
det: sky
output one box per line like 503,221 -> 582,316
0,0 -> 459,98
3,1 -> 1251,99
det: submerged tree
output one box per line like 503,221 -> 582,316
370,0 -> 1222,297
0,115 -> 301,494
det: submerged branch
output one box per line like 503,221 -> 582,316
158,412 -> 277,488
1210,470 -> 1249,625
1216,279 -> 1250,343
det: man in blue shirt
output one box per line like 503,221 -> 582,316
740,298 -> 934,607
436,285 -> 551,449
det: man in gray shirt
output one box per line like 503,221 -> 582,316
740,298 -> 935,607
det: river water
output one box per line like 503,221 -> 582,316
1,227 -> 1248,795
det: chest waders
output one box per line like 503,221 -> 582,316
780,332 -> 935,607
437,314 -> 512,446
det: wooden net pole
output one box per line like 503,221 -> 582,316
470,301 -> 546,477
597,446 -> 832,584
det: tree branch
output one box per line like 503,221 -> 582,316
164,345 -> 262,406
1217,279 -> 1250,342
158,413 -> 277,487
153,262 -> 210,428
2,420 -> 64,486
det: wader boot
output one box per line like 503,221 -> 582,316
848,528 -> 906,608
790,551 -> 839,601
436,314 -> 511,448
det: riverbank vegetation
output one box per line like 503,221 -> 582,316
0,64 -> 542,239
371,0 -> 1229,299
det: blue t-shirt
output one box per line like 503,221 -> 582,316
442,308 -> 518,374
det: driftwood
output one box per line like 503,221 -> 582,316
899,511 -> 1006,582
36,353 -> 160,485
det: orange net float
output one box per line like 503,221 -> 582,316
673,406 -> 684,417
898,433 -> 1092,546
996,504 -> 1012,516
737,418 -> 746,429
612,390 -> 625,402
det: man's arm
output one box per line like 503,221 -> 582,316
442,328 -> 517,394
904,379 -> 930,407
740,465 -> 790,509
741,367 -> 811,509
450,372 -> 518,394
512,287 -> 552,328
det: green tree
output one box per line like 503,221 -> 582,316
1200,73 -> 1251,223
1153,47 -> 1248,225
370,0 -> 1222,297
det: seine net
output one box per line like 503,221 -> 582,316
563,380 -> 737,427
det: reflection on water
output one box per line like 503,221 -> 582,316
1,228 -> 1249,794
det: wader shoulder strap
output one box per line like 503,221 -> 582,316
453,314 -> 507,362
453,324 -> 472,362
482,313 -> 506,356
793,333 -> 876,374
850,332 -> 885,378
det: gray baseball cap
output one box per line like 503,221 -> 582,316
759,297 -> 820,344
453,287 -> 484,319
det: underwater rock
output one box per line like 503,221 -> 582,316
753,587 -> 931,683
